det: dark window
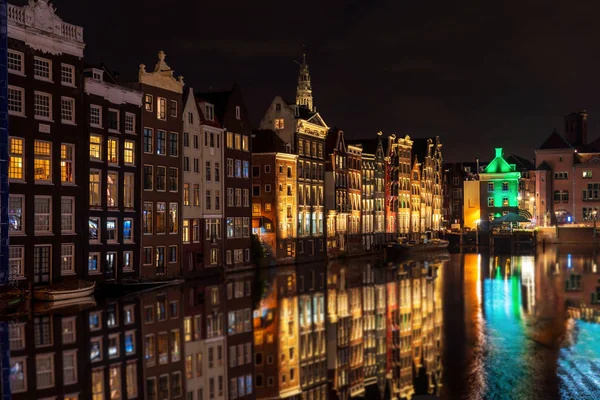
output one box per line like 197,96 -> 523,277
169,133 -> 178,156
156,167 -> 166,191
252,166 -> 260,177
169,168 -> 178,192
143,128 -> 153,153
108,110 -> 119,130
144,166 -> 153,190
156,130 -> 166,155
252,185 -> 260,197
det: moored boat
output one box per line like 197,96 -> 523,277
385,239 -> 449,259
33,280 -> 96,301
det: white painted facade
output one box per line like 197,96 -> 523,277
182,88 -> 203,222
204,337 -> 227,400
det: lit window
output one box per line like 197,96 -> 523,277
123,140 -> 135,165
89,135 -> 102,160
9,137 -> 24,180
107,138 -> 119,164
61,143 -> 74,183
34,57 -> 52,80
8,86 -> 24,116
34,141 -> 51,182
144,94 -> 153,112
107,171 -> 118,207
89,170 -> 101,207
92,369 -> 104,400
157,130 -> 166,155
61,64 -> 75,86
123,251 -> 133,271
88,252 -> 100,272
157,97 -> 167,120
106,218 -> 118,242
169,203 -> 178,233
123,218 -> 133,242
34,91 -> 52,120
124,173 -> 135,208
274,118 -> 284,129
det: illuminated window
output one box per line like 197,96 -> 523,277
183,219 -> 190,242
274,118 -> 284,129
169,203 -> 178,234
487,197 -> 494,207
124,140 -> 135,165
583,171 -> 592,179
157,130 -> 166,155
9,137 -> 24,180
502,197 -> 508,206
34,141 -> 51,182
89,170 -> 101,206
157,97 -> 167,120
144,94 -> 153,112
61,144 -> 74,183
107,171 -> 118,207
90,135 -> 102,160
106,218 -> 118,242
107,138 -> 119,164
156,202 -> 166,234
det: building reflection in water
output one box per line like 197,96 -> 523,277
5,257 -> 446,400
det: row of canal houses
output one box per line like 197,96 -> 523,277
5,0 -> 444,290
4,3 -> 443,400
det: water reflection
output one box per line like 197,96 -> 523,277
4,247 -> 600,399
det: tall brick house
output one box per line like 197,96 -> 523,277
197,83 -> 253,271
7,0 -> 87,287
84,66 -> 143,282
181,88 -> 225,276
251,129 -> 298,264
133,51 -> 184,279
260,55 -> 328,263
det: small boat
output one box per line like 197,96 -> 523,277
34,280 -> 96,301
396,239 -> 450,252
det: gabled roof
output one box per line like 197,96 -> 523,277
252,130 -> 287,153
538,129 -> 573,150
483,148 -> 516,174
536,161 -> 552,171
195,89 -> 232,122
576,153 -> 600,165
326,127 -> 346,155
584,136 -> 600,152
504,154 -> 535,171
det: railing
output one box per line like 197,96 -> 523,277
8,4 -> 83,43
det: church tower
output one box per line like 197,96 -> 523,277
296,54 -> 314,112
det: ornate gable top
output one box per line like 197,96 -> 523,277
139,51 -> 184,93
8,0 -> 85,57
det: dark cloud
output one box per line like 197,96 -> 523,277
38,0 -> 600,161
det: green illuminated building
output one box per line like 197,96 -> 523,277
480,148 -> 521,221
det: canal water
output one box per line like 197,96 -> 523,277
4,246 -> 600,399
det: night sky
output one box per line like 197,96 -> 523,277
40,0 -> 600,162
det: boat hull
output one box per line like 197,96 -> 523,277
34,281 -> 96,301
385,241 -> 449,258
